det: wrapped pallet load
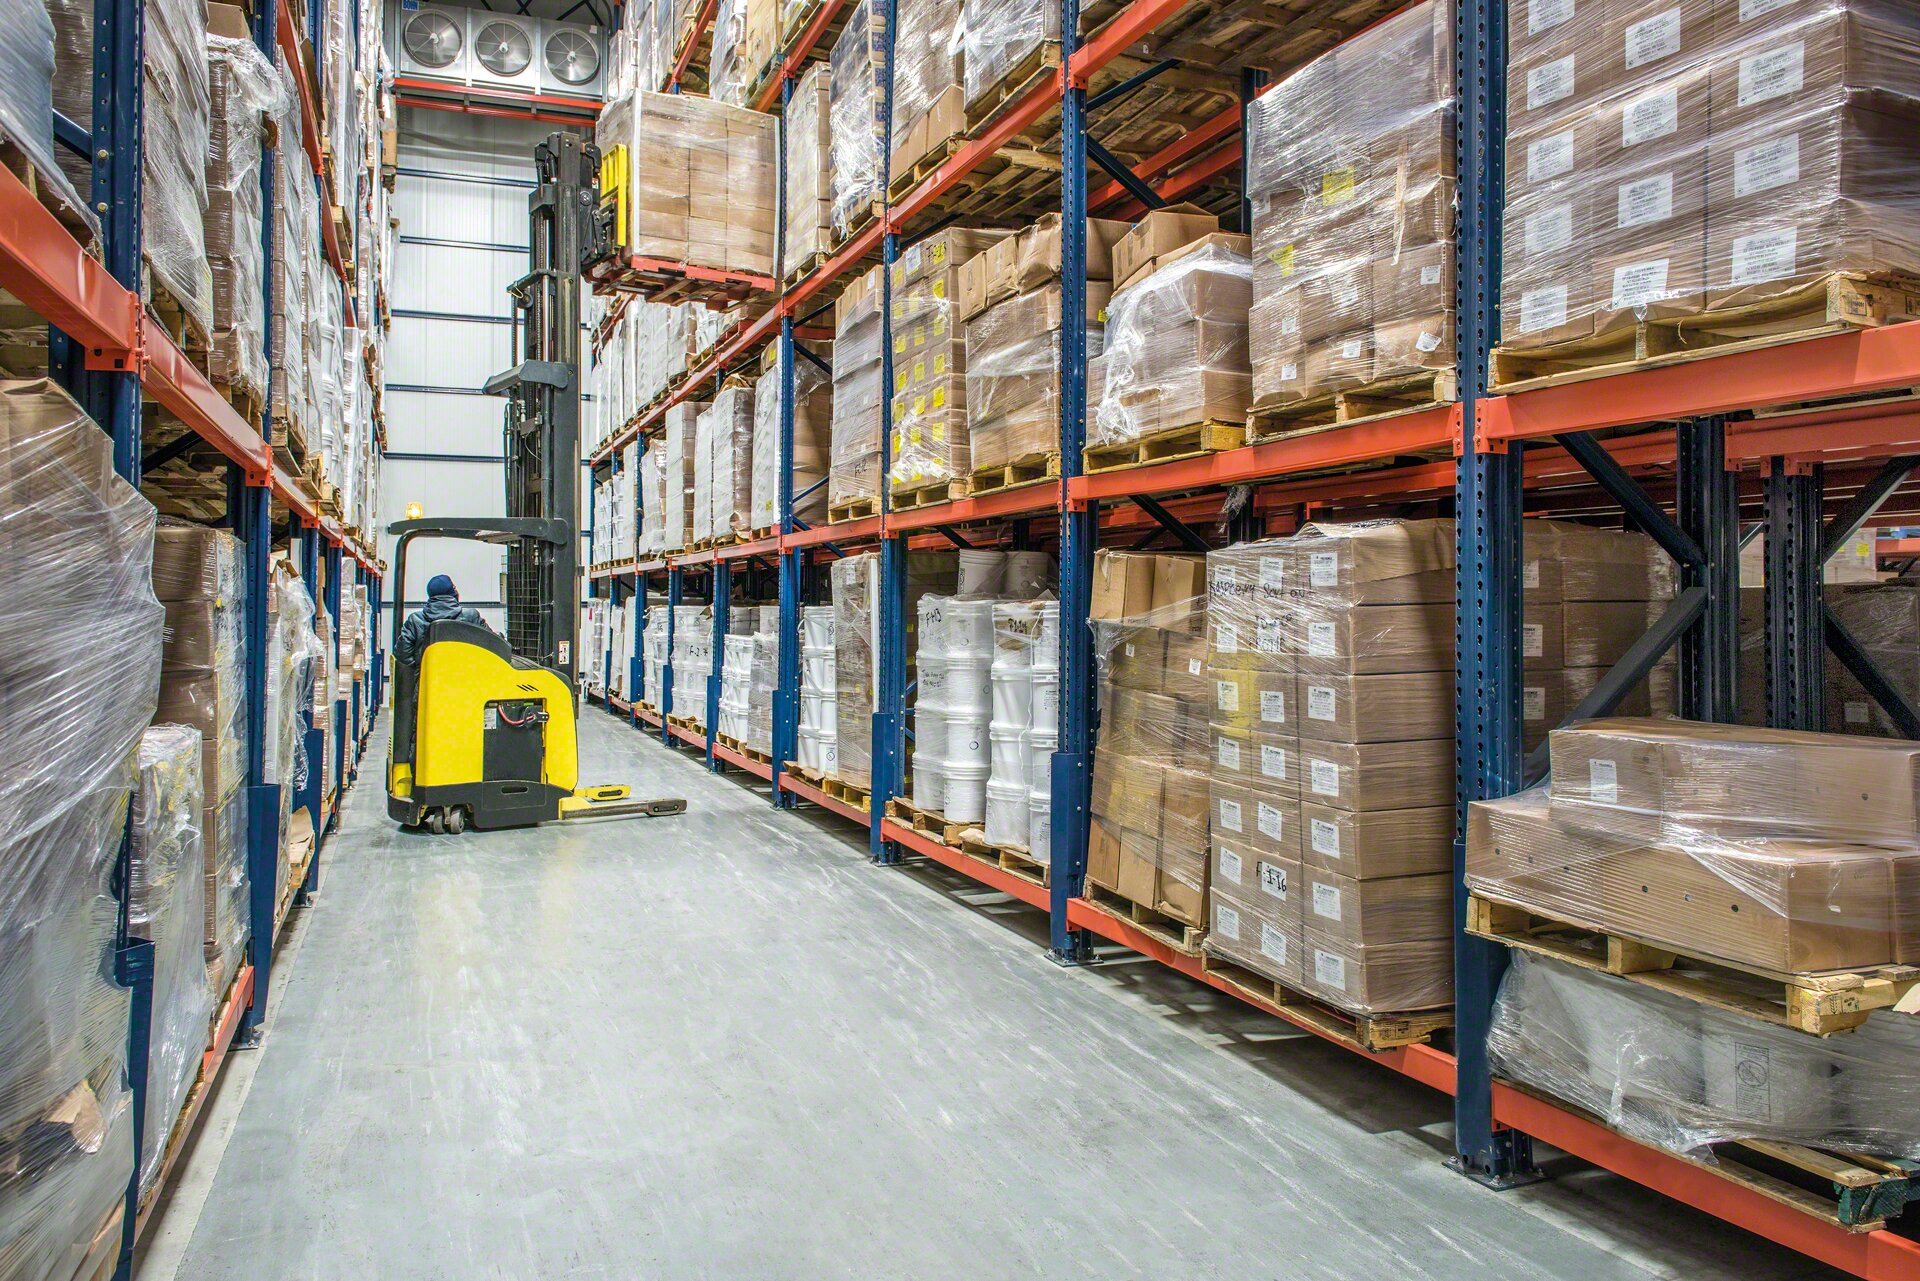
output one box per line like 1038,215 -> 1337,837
1500,0 -> 1920,361
709,0 -> 777,107
152,519 -> 253,994
0,379 -> 167,1280
205,25 -> 283,408
829,266 -> 885,515
272,45 -> 315,451
964,0 -> 1059,113
751,344 -> 833,533
596,89 -> 777,278
661,401 -> 705,552
1243,0 -> 1457,407
780,64 -> 833,279
0,3 -> 92,234
49,0 -> 215,340
129,725 -> 214,1198
888,227 -> 1007,497
829,0 -> 887,244
890,0 -> 965,184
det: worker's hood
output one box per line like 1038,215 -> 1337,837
420,593 -> 466,620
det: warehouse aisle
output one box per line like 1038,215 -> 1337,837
150,713 -> 1842,1281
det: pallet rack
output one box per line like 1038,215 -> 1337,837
581,0 -> 1920,1275
0,0 -> 384,1274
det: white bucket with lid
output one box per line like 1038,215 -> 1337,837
1027,669 -> 1059,730
802,644 -> 835,691
984,778 -> 1028,847
1025,730 -> 1056,794
1026,788 -> 1051,862
798,726 -> 820,772
819,732 -> 839,777
990,668 -> 1032,726
946,597 -> 996,653
802,605 -> 835,648
916,706 -> 948,765
944,655 -> 990,713
944,712 -> 988,768
944,761 -> 989,823
914,759 -> 947,813
917,653 -> 949,706
956,549 -> 1007,598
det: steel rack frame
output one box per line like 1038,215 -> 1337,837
0,0 -> 385,1271
579,1 -> 1920,1274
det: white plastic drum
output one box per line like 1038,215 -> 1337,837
802,644 -> 836,692
1027,669 -> 1059,730
956,548 -> 1008,597
914,760 -> 948,813
988,723 -> 1025,780
984,779 -> 1028,847
917,706 -> 949,769
990,669 -> 1032,726
1003,550 -> 1055,598
802,605 -> 835,648
1026,788 -> 1051,862
944,762 -> 989,823
945,712 -> 989,767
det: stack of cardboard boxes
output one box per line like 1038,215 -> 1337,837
1502,0 -> 1920,355
960,215 -> 1124,478
1244,0 -> 1457,406
829,0 -> 888,243
832,551 -> 959,788
710,0 -> 779,106
661,401 -> 705,552
601,91 -> 777,278
204,20 -> 277,406
964,0 -> 1060,111
694,378 -> 755,544
1092,209 -> 1254,449
1470,718 -> 1920,975
830,267 -> 886,512
1086,550 -> 1213,932
889,0 -> 967,185
888,227 -> 1008,495
151,522 -> 252,1001
751,342 -> 833,533
780,65 -> 833,278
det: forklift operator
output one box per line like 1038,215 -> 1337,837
396,574 -> 489,667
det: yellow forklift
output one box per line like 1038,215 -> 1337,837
386,134 -> 682,834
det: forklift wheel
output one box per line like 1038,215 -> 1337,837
426,809 -> 445,835
447,806 -> 468,835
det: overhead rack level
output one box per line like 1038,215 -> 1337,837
0,0 -> 388,1272
579,0 -> 1920,1277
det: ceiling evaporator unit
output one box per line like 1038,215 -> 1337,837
388,3 -> 607,101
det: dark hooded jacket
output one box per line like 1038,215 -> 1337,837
396,590 -> 485,666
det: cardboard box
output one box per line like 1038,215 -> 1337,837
1295,670 -> 1454,743
1521,604 -> 1565,670
1211,779 -> 1295,858
1296,601 -> 1455,675
1092,550 -> 1156,621
1299,737 -> 1455,812
1160,632 -> 1211,702
1564,599 -> 1656,669
1468,790 -> 1918,972
1152,554 -> 1207,634
1303,933 -> 1453,1012
1304,869 -> 1453,945
959,215 -> 1129,320
1113,203 -> 1222,292
1211,668 -> 1293,734
1291,519 -> 1453,605
1523,668 -> 1566,753
1303,802 -> 1454,879
1211,727 -> 1299,797
1207,888 -> 1305,988
1106,635 -> 1163,692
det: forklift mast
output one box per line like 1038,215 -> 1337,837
485,130 -> 603,689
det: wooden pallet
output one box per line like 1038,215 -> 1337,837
969,451 -> 1060,498
828,496 -> 880,523
964,42 -> 1064,134
1083,418 -> 1245,473
1491,273 -> 1920,392
1247,368 -> 1459,442
823,774 -> 872,813
716,732 -> 773,765
1078,0 -> 1406,79
145,272 -> 212,363
1082,885 -> 1206,956
0,138 -> 97,249
784,761 -> 825,788
783,249 -> 833,290
887,132 -> 970,202
586,254 -> 773,309
887,796 -> 977,846
213,380 -> 267,439
890,477 -> 971,510
1467,895 -> 1920,1036
960,831 -> 1048,888
831,198 -> 885,252
1200,956 -> 1454,1052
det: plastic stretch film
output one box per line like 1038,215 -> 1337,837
0,2 -> 93,238
781,64 -> 833,279
129,725 -> 213,1198
888,228 -> 1005,493
0,380 -> 163,1280
639,445 -> 666,556
206,33 -> 286,406
267,562 -> 324,811
1244,0 -> 1457,405
963,0 -> 1059,111
1469,719 -> 1920,977
661,402 -> 706,552
833,553 -> 879,787
829,0 -> 887,242
1491,952 -> 1920,1159
830,267 -> 884,510
965,281 -> 1106,478
597,90 -> 777,277
751,350 -> 832,532
705,378 -> 757,543
1502,0 -> 1920,353
1093,239 -> 1254,448
1823,580 -> 1920,736
50,0 -> 215,338
890,0 -> 965,178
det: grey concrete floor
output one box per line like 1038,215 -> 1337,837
142,710 -> 1849,1281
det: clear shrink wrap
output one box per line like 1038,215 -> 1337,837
0,380 -> 163,1280
661,401 -> 705,551
830,266 -> 885,510
751,352 -> 832,532
964,0 -> 1060,110
50,0 -> 214,337
128,725 -> 213,1197
782,64 -> 834,278
708,377 -> 756,542
1491,952 -> 1920,1159
1244,0 -> 1457,405
596,90 -> 777,277
890,0 -> 965,177
639,445 -> 667,556
887,228 -> 1004,494
1088,549 -> 1212,930
965,282 -> 1105,477
1826,580 -> 1920,736
0,2 -> 92,235
829,0 -> 887,242
833,553 -> 879,787
1092,239 -> 1253,448
710,0 -> 776,106
266,563 -> 323,800
1468,722 -> 1920,977
206,33 -> 284,403
1501,0 -> 1920,355
271,47 -> 313,437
